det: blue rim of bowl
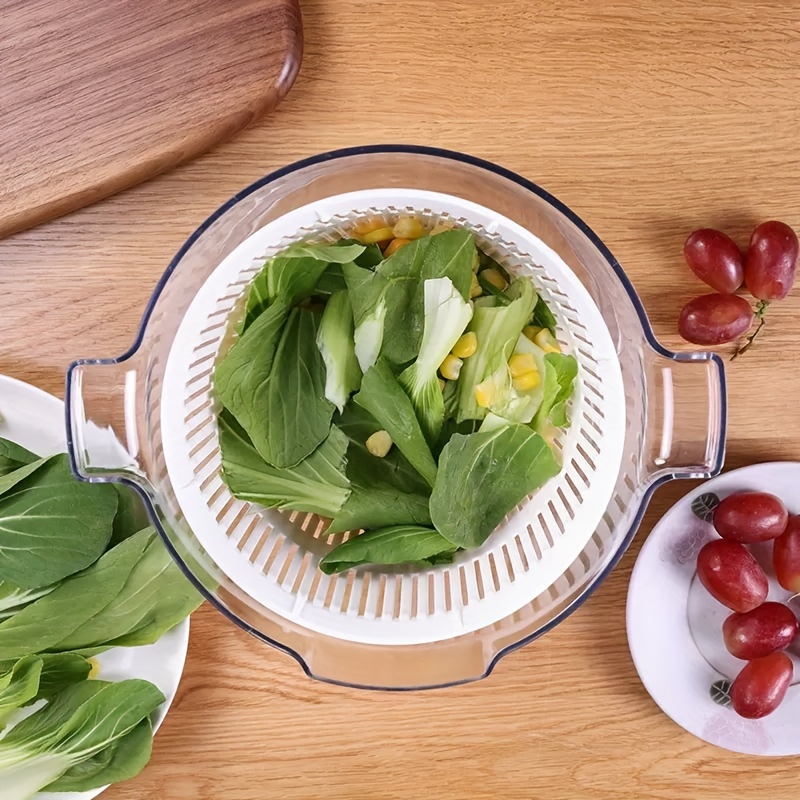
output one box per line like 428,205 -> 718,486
65,144 -> 727,691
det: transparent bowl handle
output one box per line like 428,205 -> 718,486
643,347 -> 726,483
66,355 -> 151,490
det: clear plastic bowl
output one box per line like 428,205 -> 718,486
66,145 -> 726,689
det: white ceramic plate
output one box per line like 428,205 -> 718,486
0,374 -> 190,799
627,462 -> 800,756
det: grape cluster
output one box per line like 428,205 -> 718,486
679,222 -> 799,357
696,491 -> 800,719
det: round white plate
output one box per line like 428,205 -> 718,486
0,374 -> 190,798
627,462 -> 800,756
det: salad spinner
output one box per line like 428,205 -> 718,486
66,145 -> 726,689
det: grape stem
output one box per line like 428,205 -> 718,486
732,300 -> 769,361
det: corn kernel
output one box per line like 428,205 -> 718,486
360,226 -> 395,244
481,268 -> 507,291
452,331 -> 478,359
438,378 -> 446,392
523,325 -> 542,342
87,658 -> 101,679
473,252 -> 481,273
430,221 -> 455,235
352,218 -> 388,236
366,430 -> 393,458
439,354 -> 464,381
474,378 -> 496,408
508,352 -> 537,378
393,217 -> 426,239
384,237 -> 411,257
534,328 -> 561,353
469,273 -> 482,299
512,371 -> 541,392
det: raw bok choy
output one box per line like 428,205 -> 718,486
0,435 -> 203,797
213,220 -> 579,573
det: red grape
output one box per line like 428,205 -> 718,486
773,516 -> 800,592
713,491 -> 788,543
678,293 -> 753,345
696,540 -> 768,612
745,221 -> 799,301
722,602 -> 798,660
730,652 -> 793,719
684,228 -> 744,293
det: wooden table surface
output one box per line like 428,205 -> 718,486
2,1 -> 800,797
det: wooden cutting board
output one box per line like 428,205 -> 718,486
0,0 -> 302,238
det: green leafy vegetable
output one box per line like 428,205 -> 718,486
343,261 -> 390,372
212,298 -> 290,450
110,485 -> 151,547
319,525 -> 457,574
0,454 -> 118,590
430,424 -> 561,548
353,361 -> 438,488
219,410 -> 350,518
0,532 -> 148,661
0,678 -> 164,800
399,277 -> 473,441
0,582 -> 56,622
456,276 -> 537,422
336,405 -> 430,496
44,717 -> 153,793
0,457 -> 51,499
53,529 -> 202,653
0,438 -> 36,478
531,294 -> 557,334
0,655 -> 41,726
0,655 -> 91,728
532,353 -> 579,431
241,241 -> 366,331
327,486 -> 432,535
317,290 -> 362,411
256,308 -> 335,468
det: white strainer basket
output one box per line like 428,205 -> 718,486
161,189 -> 626,646
66,146 -> 726,688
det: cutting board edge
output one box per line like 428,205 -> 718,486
1,2 -> 303,240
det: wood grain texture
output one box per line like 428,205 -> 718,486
2,0 -> 800,796
0,0 -> 302,238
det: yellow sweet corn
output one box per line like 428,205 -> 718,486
513,371 -> 541,392
534,328 -> 561,353
360,226 -> 395,244
508,352 -> 537,378
393,217 -> 426,239
473,252 -> 481,273
366,430 -> 393,458
481,268 -> 507,291
451,331 -> 478,359
430,221 -> 455,235
523,325 -> 542,342
469,273 -> 482,299
352,218 -> 388,237
474,378 -> 496,408
439,354 -> 464,381
384,237 -> 411,256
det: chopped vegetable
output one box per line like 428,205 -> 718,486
353,361 -> 438,488
317,290 -> 362,412
319,526 -> 457,574
430,425 -> 561,548
212,220 -> 579,570
399,277 -> 473,442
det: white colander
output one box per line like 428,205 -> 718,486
67,146 -> 725,689
160,189 -> 625,646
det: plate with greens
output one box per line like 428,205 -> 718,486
161,189 -> 625,645
0,375 -> 201,800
